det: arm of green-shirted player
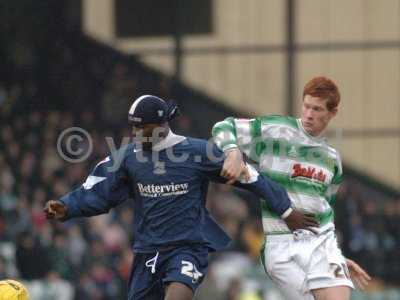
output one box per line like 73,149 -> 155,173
326,175 -> 343,205
326,154 -> 344,205
212,117 -> 260,184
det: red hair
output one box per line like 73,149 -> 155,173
303,76 -> 340,111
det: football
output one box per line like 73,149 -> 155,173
0,280 -> 29,300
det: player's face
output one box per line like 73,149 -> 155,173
301,95 -> 337,136
131,123 -> 168,150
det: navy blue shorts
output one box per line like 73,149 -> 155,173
127,245 -> 209,300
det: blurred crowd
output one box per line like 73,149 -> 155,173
336,180 -> 400,285
1,2 -> 400,298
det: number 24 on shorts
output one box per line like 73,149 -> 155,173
181,260 -> 203,283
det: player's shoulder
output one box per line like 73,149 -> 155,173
324,142 -> 341,158
95,143 -> 136,168
324,143 -> 343,175
320,139 -> 342,163
183,137 -> 219,154
113,143 -> 136,159
257,114 -> 299,129
184,137 -> 210,149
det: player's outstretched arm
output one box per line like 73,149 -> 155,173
45,154 -> 131,221
232,164 -> 319,231
200,141 -> 319,231
212,117 -> 260,184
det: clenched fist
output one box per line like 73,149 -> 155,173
43,200 -> 68,220
221,149 -> 248,184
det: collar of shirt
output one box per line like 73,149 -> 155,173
152,130 -> 187,151
296,118 -> 327,143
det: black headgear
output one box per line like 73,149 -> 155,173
128,95 -> 179,125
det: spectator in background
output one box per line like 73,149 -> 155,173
0,85 -> 7,108
102,63 -> 138,127
15,231 -> 51,280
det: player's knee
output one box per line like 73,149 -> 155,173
164,282 -> 194,300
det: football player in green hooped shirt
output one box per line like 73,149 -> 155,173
212,77 -> 371,300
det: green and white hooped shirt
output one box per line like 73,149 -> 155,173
212,115 -> 342,235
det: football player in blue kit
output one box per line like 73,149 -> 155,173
44,95 -> 318,300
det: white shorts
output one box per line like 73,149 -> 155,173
262,229 -> 354,300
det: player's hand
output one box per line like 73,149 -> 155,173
221,149 -> 247,184
44,200 -> 68,220
237,163 -> 251,183
346,258 -> 371,290
284,210 -> 319,233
